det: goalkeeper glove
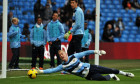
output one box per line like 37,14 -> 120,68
64,31 -> 71,40
94,50 -> 106,56
36,67 -> 44,74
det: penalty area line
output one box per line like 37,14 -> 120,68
8,74 -> 65,79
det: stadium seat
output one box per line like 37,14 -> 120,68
0,32 -> 2,37
120,38 -> 127,42
129,34 -> 135,38
128,38 -> 134,42
114,38 -> 120,42
130,30 -> 137,34
123,18 -> 130,22
107,5 -> 115,9
113,0 -> 120,5
0,37 -> 2,42
115,5 -> 122,9
112,9 -> 118,13
136,34 -> 140,38
135,38 -> 140,42
132,26 -> 138,30
121,34 -> 128,38
101,4 -> 106,9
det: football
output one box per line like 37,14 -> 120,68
27,69 -> 37,79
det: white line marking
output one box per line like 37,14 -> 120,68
1,69 -> 139,79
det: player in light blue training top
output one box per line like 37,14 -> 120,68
37,50 -> 134,81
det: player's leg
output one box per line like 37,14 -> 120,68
31,45 -> 38,69
8,48 -> 16,69
119,71 -> 134,78
73,35 -> 83,61
86,73 -> 120,81
50,44 -> 55,67
38,45 -> 44,69
14,48 -> 20,69
67,37 -> 75,56
55,40 -> 62,66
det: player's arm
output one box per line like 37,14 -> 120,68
57,23 -> 65,40
46,24 -> 50,42
70,11 -> 81,33
8,27 -> 18,38
74,50 -> 94,59
42,65 -> 63,74
86,33 -> 92,46
75,50 -> 106,59
30,29 -> 34,44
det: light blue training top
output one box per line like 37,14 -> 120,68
43,50 -> 95,78
70,6 -> 84,35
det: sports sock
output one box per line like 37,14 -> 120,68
109,74 -> 115,78
119,71 -> 126,75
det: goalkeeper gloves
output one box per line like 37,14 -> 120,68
36,67 -> 44,74
94,50 -> 106,56
64,31 -> 71,40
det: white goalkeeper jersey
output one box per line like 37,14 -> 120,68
43,50 -> 95,77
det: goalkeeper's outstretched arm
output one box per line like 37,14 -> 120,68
39,65 -> 63,74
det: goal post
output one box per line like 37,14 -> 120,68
0,0 -> 8,79
95,0 -> 100,65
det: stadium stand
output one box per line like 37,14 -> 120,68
0,0 -> 140,42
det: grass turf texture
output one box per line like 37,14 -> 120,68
0,59 -> 140,84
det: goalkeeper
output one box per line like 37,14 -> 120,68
36,50 -> 134,81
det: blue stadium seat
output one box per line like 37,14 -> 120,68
136,34 -> 140,38
135,38 -> 140,42
114,38 -> 120,42
0,37 -> 2,42
121,34 -> 128,38
112,9 -> 118,13
115,13 -> 122,17
120,38 -> 127,42
107,5 -> 115,9
130,30 -> 137,34
123,18 -> 130,22
128,38 -> 134,42
120,9 -> 127,13
113,0 -> 120,5
105,0 -> 112,4
132,26 -> 138,30
127,10 -> 135,14
128,22 -> 134,27
101,5 -> 106,9
115,5 -> 122,9
107,13 -> 114,17
129,34 -> 135,38
103,9 -> 110,13
124,26 -> 130,30
0,32 -> 2,37
122,13 -> 130,17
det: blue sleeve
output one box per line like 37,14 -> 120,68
58,23 -> 65,40
30,29 -> 34,44
86,33 -> 92,46
70,11 -> 81,33
47,24 -> 50,42
43,65 -> 63,74
43,30 -> 46,45
74,50 -> 94,59
8,27 -> 18,38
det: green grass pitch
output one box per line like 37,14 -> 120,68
0,59 -> 140,84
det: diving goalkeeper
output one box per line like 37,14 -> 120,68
36,50 -> 134,81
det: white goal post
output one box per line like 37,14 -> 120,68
0,0 -> 8,79
95,0 -> 100,65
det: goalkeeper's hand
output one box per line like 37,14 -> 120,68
64,31 -> 71,40
36,67 -> 43,74
94,50 -> 106,56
